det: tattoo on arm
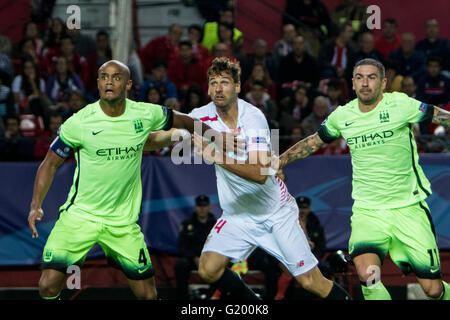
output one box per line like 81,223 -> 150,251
432,106 -> 450,127
280,132 -> 325,168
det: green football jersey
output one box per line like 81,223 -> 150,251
58,99 -> 171,225
318,92 -> 434,209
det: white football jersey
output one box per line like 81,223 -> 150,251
189,99 -> 295,222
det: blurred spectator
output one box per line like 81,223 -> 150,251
278,84 -> 313,136
58,35 -> 89,86
13,38 -> 48,77
347,32 -> 384,82
145,86 -> 163,105
187,24 -> 210,61
318,22 -> 355,79
416,18 -> 450,72
388,33 -> 426,81
245,80 -> 278,129
203,42 -> 237,72
283,0 -> 332,57
0,116 -> 34,161
0,35 -> 14,86
326,78 -> 345,113
201,6 -> 242,54
12,59 -> 47,118
87,30 -> 113,95
128,40 -> 145,93
174,195 -> 217,300
284,125 -> 305,151
43,17 -> 67,56
416,56 -> 450,133
272,24 -> 298,65
240,38 -> 278,85
217,22 -> 245,61
331,0 -> 369,37
242,63 -> 277,101
168,40 -> 207,101
66,27 -> 96,59
23,21 -> 44,56
138,24 -> 183,77
300,96 -> 329,136
45,56 -> 85,108
401,76 -> 417,98
374,18 -> 401,60
384,60 -> 403,93
34,113 -> 62,161
61,90 -> 86,121
279,36 -> 320,96
137,60 -> 178,103
0,73 -> 16,121
181,84 -> 206,114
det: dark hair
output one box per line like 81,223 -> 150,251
153,60 -> 168,70
353,58 -> 385,78
207,57 -> 241,83
20,58 -> 41,96
218,22 -> 235,41
252,80 -> 265,88
188,24 -> 203,40
179,40 -> 192,48
328,78 -> 341,90
338,21 -> 353,35
96,29 -> 109,38
383,18 -> 397,26
427,55 -> 442,66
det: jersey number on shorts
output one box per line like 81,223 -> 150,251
139,248 -> 147,266
214,219 -> 227,233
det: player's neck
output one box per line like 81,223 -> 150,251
358,93 -> 384,113
217,100 -> 239,129
100,98 -> 126,117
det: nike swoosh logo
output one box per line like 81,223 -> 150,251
345,122 -> 354,127
138,268 -> 147,274
430,268 -> 440,273
92,130 -> 104,135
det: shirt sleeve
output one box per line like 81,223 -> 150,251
59,114 -> 82,148
317,109 -> 341,143
148,104 -> 173,131
398,93 -> 434,124
246,110 -> 271,153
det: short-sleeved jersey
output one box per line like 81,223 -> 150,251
189,99 -> 295,222
55,99 -> 172,226
318,92 -> 434,209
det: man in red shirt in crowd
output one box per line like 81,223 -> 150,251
374,18 -> 401,60
138,24 -> 183,77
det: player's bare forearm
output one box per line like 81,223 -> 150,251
144,128 -> 180,151
279,132 -> 325,168
218,160 -> 269,185
432,106 -> 450,127
30,150 -> 64,210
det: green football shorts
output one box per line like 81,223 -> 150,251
41,210 -> 154,280
348,200 -> 442,279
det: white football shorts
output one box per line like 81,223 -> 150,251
202,203 -> 318,277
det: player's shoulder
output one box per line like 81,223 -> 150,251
239,99 -> 266,121
189,101 -> 216,119
64,101 -> 98,124
127,99 -> 163,115
383,91 -> 414,106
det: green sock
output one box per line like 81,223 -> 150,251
429,281 -> 450,300
41,293 -> 61,300
361,281 -> 392,300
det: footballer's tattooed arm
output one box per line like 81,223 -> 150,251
432,105 -> 450,127
278,132 -> 325,169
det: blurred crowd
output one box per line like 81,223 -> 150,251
0,0 -> 448,162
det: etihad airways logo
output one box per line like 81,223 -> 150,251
96,143 -> 143,160
346,130 -> 394,149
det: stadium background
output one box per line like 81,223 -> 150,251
0,0 -> 448,300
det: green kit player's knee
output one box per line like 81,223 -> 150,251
428,281 -> 450,300
361,280 -> 392,300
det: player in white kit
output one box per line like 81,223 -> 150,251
146,58 -> 350,300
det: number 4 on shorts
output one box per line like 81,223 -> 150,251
139,248 -> 147,266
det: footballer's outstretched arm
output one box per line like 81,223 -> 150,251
144,128 -> 183,151
432,105 -> 450,127
279,132 -> 325,169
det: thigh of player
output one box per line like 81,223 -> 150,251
98,223 -> 154,281
389,201 -> 442,280
264,205 -> 318,277
348,207 -> 391,263
41,211 -> 99,273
